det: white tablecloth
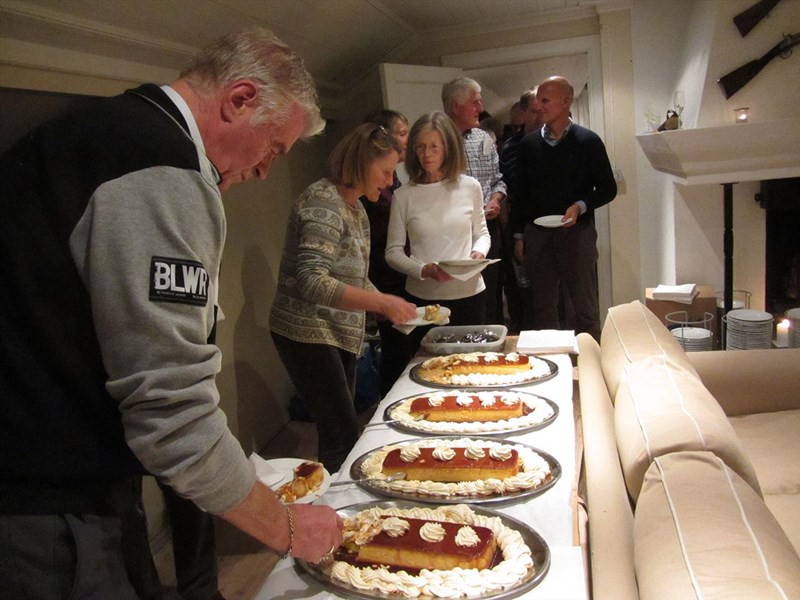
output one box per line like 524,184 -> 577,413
256,352 -> 587,599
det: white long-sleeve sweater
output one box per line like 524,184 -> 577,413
386,174 -> 491,300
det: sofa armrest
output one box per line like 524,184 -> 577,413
577,333 -> 638,600
687,349 -> 800,417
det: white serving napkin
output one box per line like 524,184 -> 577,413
651,283 -> 698,304
249,453 -> 284,487
517,329 -> 578,354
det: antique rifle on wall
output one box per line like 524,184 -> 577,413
734,0 -> 781,37
717,32 -> 800,98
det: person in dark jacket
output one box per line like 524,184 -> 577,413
512,76 -> 617,340
0,27 -> 342,599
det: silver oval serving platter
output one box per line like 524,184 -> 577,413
296,499 -> 551,600
409,354 -> 558,389
381,390 -> 559,437
346,436 -> 562,505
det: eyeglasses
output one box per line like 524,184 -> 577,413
414,142 -> 442,153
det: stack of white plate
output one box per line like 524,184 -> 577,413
671,326 -> 713,352
786,307 -> 800,348
724,309 -> 773,350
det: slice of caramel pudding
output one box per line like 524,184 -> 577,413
409,392 -> 523,422
382,446 -> 520,482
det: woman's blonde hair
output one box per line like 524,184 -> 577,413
404,111 -> 466,184
328,123 -> 397,188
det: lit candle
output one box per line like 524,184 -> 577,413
776,319 -> 789,347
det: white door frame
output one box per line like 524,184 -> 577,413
441,35 -> 613,318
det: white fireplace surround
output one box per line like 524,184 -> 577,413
637,117 -> 800,315
636,117 -> 800,186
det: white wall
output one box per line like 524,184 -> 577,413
216,138 -> 329,454
632,0 -> 698,288
632,0 -> 800,307
599,9 -> 641,307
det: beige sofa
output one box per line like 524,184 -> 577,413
577,300 -> 800,600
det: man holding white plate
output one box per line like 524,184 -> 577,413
512,76 -> 616,340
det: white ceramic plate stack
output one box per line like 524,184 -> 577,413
724,309 -> 773,350
671,326 -> 713,352
786,307 -> 800,348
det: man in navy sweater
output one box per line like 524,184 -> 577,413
512,76 -> 617,341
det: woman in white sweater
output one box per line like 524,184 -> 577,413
386,111 -> 491,350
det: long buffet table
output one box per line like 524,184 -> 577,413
257,343 -> 587,599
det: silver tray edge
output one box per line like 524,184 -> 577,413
380,391 -> 559,437
408,356 -> 559,389
346,436 -> 562,505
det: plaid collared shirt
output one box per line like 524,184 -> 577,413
462,128 -> 506,206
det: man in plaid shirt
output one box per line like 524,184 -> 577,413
442,77 -> 507,324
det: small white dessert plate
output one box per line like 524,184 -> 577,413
534,215 -> 573,228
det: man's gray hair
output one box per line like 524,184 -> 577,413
441,77 -> 481,113
180,27 -> 324,136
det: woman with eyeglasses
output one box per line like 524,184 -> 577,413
270,123 -> 416,472
385,110 -> 491,356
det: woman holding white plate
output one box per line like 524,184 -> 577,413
386,111 -> 491,354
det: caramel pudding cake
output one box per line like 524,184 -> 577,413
382,446 -> 520,482
417,352 -> 553,386
344,515 -> 497,572
324,504 -> 534,597
389,391 -> 555,434
409,392 -> 524,422
359,438 -> 553,498
277,460 -> 325,503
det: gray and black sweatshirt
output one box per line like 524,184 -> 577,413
0,84 -> 255,516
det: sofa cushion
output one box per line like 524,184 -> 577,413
687,349 -> 800,417
615,356 -> 761,502
729,409 -> 800,495
634,451 -> 800,600
764,494 -> 800,556
730,408 -> 800,555
601,300 -> 698,399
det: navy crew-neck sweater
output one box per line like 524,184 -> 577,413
512,123 -> 616,235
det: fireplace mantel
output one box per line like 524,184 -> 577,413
636,118 -> 800,185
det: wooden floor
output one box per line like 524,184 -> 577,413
153,409 -> 376,600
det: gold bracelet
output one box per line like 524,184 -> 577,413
278,505 -> 295,560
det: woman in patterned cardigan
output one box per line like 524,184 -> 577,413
270,123 -> 416,472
